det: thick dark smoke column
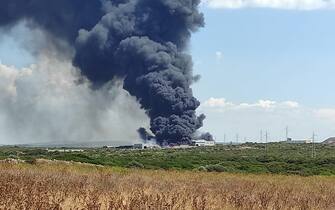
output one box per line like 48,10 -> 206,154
0,0 -> 103,42
137,127 -> 155,141
198,132 -> 214,141
0,0 -> 206,145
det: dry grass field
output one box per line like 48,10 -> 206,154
0,160 -> 334,210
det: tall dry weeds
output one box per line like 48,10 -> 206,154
0,161 -> 334,210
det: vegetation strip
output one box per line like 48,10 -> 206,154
1,143 -> 334,176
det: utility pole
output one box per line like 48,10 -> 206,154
312,132 -> 316,158
265,131 -> 268,156
286,126 -> 289,140
266,131 -> 268,143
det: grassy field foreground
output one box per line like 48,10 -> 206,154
0,160 -> 334,210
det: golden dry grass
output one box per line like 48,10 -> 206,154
0,160 -> 334,210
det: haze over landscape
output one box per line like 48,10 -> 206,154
1,0 -> 335,144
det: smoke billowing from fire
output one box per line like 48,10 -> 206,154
0,0 -> 207,145
0,45 -> 149,145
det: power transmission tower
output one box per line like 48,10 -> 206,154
266,131 -> 268,143
260,130 -> 263,142
265,131 -> 268,156
286,126 -> 289,140
312,132 -> 317,158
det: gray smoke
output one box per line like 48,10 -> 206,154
0,24 -> 149,145
0,0 -> 207,145
0,56 -> 149,145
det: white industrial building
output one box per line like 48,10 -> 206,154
192,139 -> 215,147
286,138 -> 312,144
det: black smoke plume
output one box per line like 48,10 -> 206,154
137,127 -> 155,142
0,0 -> 206,145
198,132 -> 214,141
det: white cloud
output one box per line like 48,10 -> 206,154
215,51 -> 224,61
202,97 -> 233,108
201,98 -> 299,110
202,0 -> 335,10
315,108 -> 335,121
241,100 -> 277,109
282,101 -> 300,108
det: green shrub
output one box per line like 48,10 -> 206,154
205,164 -> 226,172
126,161 -> 144,169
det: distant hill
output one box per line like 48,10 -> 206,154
323,137 -> 335,145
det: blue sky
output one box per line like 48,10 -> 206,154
192,2 -> 335,142
1,1 -> 335,143
192,6 -> 335,108
0,25 -> 33,68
